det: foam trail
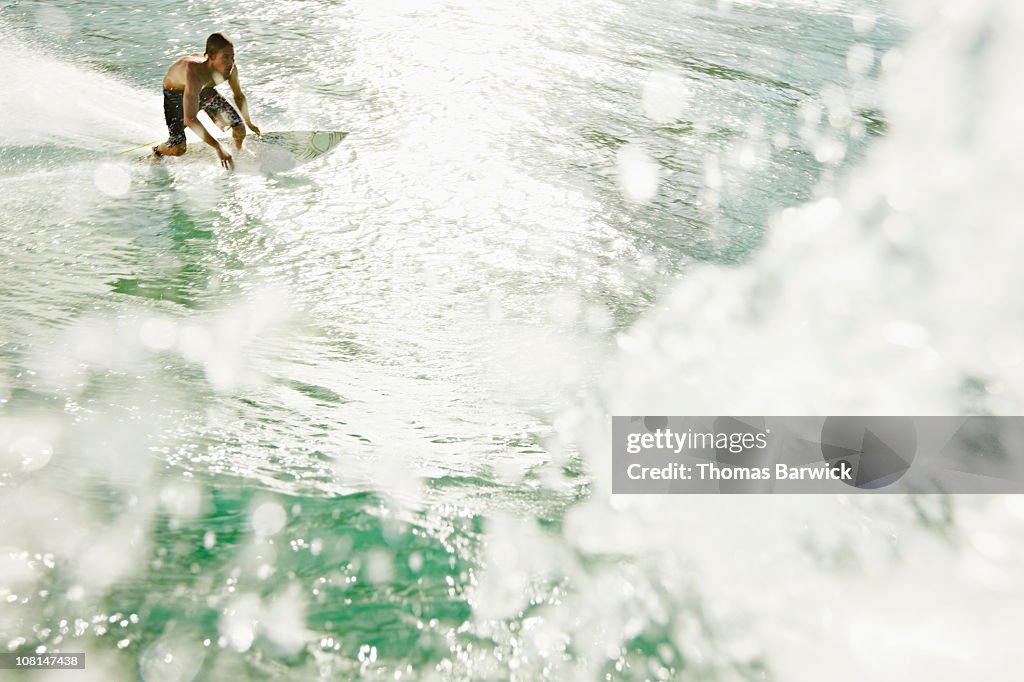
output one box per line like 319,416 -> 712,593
0,33 -> 162,152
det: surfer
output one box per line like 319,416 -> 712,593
152,32 -> 261,169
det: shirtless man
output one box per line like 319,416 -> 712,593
153,32 -> 261,169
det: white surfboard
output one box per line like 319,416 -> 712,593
127,130 -> 348,170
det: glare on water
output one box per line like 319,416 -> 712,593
1,0 -> 1022,679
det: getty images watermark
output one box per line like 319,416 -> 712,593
612,416 -> 1024,493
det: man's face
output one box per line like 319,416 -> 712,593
209,47 -> 235,76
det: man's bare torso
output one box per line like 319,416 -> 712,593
162,54 -> 227,91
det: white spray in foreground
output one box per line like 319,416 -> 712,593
472,0 -> 1024,679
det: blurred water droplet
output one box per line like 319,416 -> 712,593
11,436 -> 53,473
35,7 -> 72,38
93,163 -> 131,197
251,501 -> 287,536
641,70 -> 690,123
847,43 -> 875,77
616,144 -> 660,203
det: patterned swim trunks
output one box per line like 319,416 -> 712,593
162,87 -> 243,147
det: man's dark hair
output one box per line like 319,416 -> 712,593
205,32 -> 233,55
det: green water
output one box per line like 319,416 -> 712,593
12,1 -> 1019,681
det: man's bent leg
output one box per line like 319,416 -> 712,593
158,89 -> 188,157
231,123 -> 246,150
200,88 -> 244,148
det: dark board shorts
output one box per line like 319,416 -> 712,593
162,87 -> 243,146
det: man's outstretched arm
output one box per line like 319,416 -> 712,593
228,67 -> 261,135
184,75 -> 234,169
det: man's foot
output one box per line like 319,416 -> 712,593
152,146 -> 163,158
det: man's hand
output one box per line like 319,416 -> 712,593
216,144 -> 235,169
247,121 -> 261,136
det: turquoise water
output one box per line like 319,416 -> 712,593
2,0 -> 1023,680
